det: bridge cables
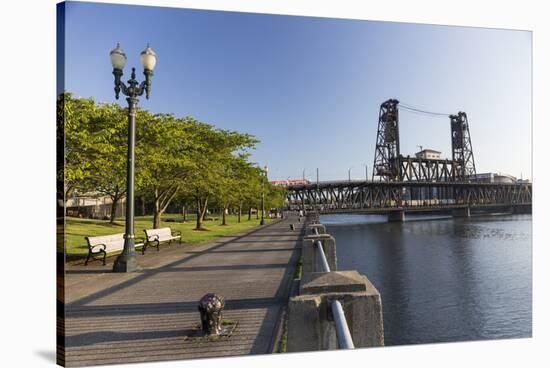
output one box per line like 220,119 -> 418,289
398,102 -> 452,118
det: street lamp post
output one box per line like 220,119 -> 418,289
110,43 -> 157,273
260,165 -> 268,225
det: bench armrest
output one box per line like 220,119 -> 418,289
172,230 -> 182,237
90,243 -> 106,252
147,234 -> 160,242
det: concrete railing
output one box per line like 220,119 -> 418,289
287,214 -> 384,351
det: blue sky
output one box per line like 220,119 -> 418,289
61,1 -> 532,181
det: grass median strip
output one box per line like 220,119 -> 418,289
65,214 -> 271,259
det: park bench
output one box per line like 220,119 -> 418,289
85,233 -> 145,266
143,227 -> 182,254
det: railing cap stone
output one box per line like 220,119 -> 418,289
300,271 -> 371,295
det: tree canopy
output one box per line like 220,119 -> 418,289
59,93 -> 286,228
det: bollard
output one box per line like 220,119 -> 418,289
301,234 -> 337,274
198,293 -> 225,335
307,223 -> 326,235
287,271 -> 384,351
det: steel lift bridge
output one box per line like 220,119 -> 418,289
286,99 -> 532,219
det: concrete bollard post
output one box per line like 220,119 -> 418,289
302,234 -> 337,274
307,223 -> 326,235
287,270 -> 384,351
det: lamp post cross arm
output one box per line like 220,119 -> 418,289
114,67 -> 152,100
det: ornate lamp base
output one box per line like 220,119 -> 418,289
112,254 -> 140,272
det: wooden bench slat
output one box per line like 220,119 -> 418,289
85,234 -> 147,265
142,227 -> 181,254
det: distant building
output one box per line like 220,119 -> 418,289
271,179 -> 310,186
473,173 -> 517,184
415,149 -> 442,160
65,192 -> 126,219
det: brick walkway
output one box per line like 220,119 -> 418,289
60,217 -> 304,367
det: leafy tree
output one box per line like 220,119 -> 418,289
185,127 -> 258,230
232,162 -> 263,223
80,102 -> 130,223
61,93 -> 98,201
138,114 -> 197,228
60,92 -> 267,233
212,155 -> 257,225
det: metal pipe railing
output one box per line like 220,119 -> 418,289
315,240 -> 331,273
331,300 -> 355,349
311,223 -> 355,349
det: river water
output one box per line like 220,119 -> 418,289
321,213 -> 532,346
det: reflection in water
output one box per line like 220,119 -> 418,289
323,213 -> 532,346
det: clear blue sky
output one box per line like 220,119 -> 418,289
61,1 -> 532,181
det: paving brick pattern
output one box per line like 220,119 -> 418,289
61,217 -> 304,367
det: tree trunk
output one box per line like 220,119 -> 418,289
195,199 -> 201,230
182,206 -> 187,222
109,196 -> 119,224
141,195 -> 146,216
153,192 -> 162,228
222,207 -> 227,225
195,194 -> 208,230
152,185 -> 179,229
238,205 -> 242,223
248,207 -> 252,221
256,207 -> 259,219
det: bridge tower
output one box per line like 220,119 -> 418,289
373,99 -> 401,181
450,112 -> 476,181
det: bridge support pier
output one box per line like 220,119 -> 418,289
387,210 -> 404,222
287,270 -> 384,351
510,204 -> 531,214
452,207 -> 470,218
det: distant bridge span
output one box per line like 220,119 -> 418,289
283,99 -> 532,219
285,180 -> 532,219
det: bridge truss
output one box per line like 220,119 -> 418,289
284,98 -> 531,214
286,181 -> 532,212
372,99 -> 477,183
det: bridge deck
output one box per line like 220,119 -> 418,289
315,203 -> 532,215
60,218 -> 303,367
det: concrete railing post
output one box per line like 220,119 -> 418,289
307,223 -> 326,235
302,234 -> 336,274
287,271 -> 384,351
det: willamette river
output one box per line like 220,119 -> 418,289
321,213 -> 532,346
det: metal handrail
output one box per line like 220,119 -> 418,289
315,240 -> 331,273
311,224 -> 355,349
331,300 -> 355,349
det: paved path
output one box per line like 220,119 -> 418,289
60,217 -> 304,367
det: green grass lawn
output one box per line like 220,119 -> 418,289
65,213 -> 271,259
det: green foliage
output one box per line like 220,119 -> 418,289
60,92 -> 288,228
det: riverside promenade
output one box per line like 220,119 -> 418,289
60,217 -> 304,366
